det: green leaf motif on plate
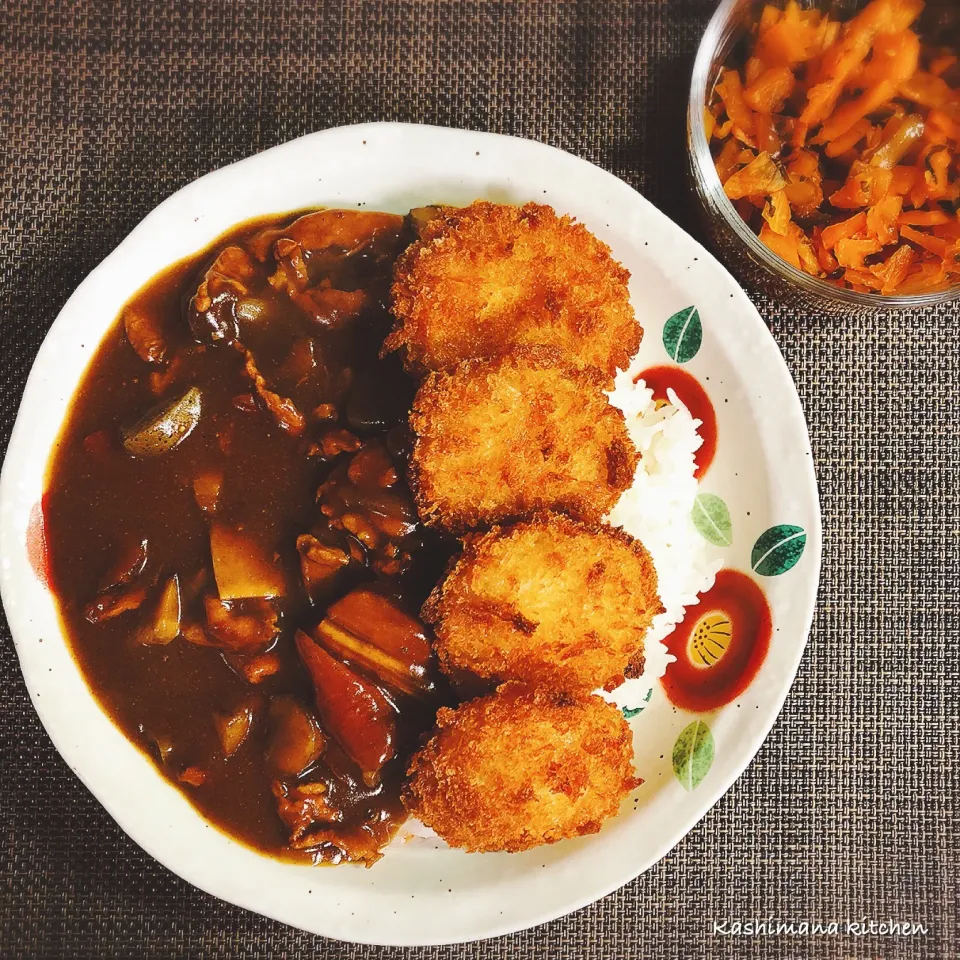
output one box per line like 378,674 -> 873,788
662,306 -> 702,364
751,524 -> 806,576
691,493 -> 733,547
672,720 -> 714,791
622,689 -> 653,719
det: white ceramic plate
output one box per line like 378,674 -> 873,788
0,122 -> 821,946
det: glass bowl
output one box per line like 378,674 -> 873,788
687,0 -> 960,315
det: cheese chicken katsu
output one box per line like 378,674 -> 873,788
409,349 -> 638,533
404,683 -> 641,853
423,513 -> 662,693
387,201 -> 641,384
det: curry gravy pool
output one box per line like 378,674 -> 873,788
44,209 -> 454,865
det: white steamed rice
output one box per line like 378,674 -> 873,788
604,371 -> 722,708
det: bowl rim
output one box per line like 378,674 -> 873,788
0,120 -> 823,945
688,0 -> 960,310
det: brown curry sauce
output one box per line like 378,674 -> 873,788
44,208 -> 454,864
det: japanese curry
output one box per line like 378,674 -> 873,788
44,207 -> 453,865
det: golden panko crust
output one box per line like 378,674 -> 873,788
408,350 -> 639,533
423,513 -> 663,693
386,201 -> 641,384
403,683 -> 641,852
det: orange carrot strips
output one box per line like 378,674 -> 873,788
901,224 -> 949,255
716,69 -> 755,136
923,125 -> 952,147
943,241 -> 960,273
830,162 -> 893,209
894,276 -> 932,294
756,18 -> 819,67
745,56 -> 766,86
921,259 -> 949,278
783,1 -> 802,23
744,66 -> 796,114
758,4 -> 781,33
762,190 -> 792,236
924,147 -> 952,199
798,3 -> 895,128
844,267 -> 885,290
824,119 -> 875,158
927,110 -> 960,141
821,212 -> 868,250
755,112 -> 782,156
819,31 -> 920,143
895,263 -> 948,293
884,0 -> 925,33
909,160 -> 930,207
836,237 -> 883,269
723,152 -> 786,200
870,244 -> 916,292
816,18 -> 842,56
732,125 -> 758,150
703,107 -> 716,142
759,222 -> 801,269
798,0 -> 922,139
866,195 -> 903,245
860,30 -> 921,89
933,225 -> 960,250
714,140 -> 743,182
784,148 -> 824,215
890,165 -> 920,195
899,70 -> 953,108
813,227 -> 840,272
898,209 -> 951,226
819,81 -> 895,144
709,0 -> 959,295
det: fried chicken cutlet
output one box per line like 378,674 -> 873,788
408,350 -> 639,532
387,202 -> 641,385
403,683 -> 640,853
423,514 -> 662,693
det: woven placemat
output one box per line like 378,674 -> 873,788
1,1 -> 957,957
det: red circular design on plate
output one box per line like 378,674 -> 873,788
635,365 -> 717,479
660,569 -> 772,712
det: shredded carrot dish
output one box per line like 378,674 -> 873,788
707,0 -> 960,295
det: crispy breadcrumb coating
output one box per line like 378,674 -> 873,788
403,683 -> 641,853
423,514 -> 663,693
387,202 -> 641,384
408,350 -> 639,532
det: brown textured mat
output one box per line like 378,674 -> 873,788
1,0 -> 957,957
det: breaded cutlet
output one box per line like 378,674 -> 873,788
387,201 -> 641,385
403,682 -> 641,853
408,349 -> 639,533
423,513 -> 662,693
